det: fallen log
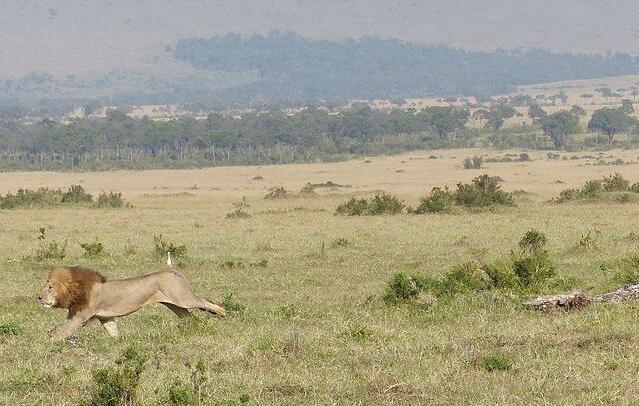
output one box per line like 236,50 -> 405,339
524,284 -> 639,311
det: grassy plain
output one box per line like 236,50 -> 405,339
3,148 -> 639,404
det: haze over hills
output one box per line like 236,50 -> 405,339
2,0 -> 639,107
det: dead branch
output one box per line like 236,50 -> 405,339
524,283 -> 639,311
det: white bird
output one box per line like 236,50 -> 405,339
166,251 -> 173,268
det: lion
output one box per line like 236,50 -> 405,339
37,266 -> 225,340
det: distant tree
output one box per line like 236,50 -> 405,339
485,105 -> 517,130
587,107 -> 633,143
595,87 -> 613,98
528,105 -> 547,124
620,99 -> 635,114
419,106 -> 469,140
571,105 -> 587,116
632,90 -> 639,101
541,111 -> 580,148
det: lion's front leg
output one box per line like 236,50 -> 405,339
98,318 -> 119,338
52,312 -> 91,341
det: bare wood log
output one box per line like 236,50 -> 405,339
524,284 -> 639,311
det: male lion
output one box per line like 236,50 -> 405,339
38,266 -> 226,340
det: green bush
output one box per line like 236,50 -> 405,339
265,186 -> 288,199
336,193 -> 405,216
153,234 -> 187,259
34,240 -> 67,261
602,173 -> 630,192
221,293 -> 245,314
512,250 -> 556,288
87,347 -> 147,406
437,262 -> 488,296
383,273 -> 420,304
61,185 -> 93,203
80,241 -> 105,257
483,261 -> 519,289
413,187 -> 455,213
453,174 -> 514,208
519,229 -> 548,255
166,380 -> 196,406
96,192 -> 128,208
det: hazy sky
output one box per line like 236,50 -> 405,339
2,0 -> 639,78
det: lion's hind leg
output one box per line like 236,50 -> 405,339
162,302 -> 192,318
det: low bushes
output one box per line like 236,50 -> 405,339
336,193 -> 405,216
556,173 -> 639,203
337,175 -> 515,216
412,174 -> 514,213
0,185 -> 130,209
383,230 -> 556,304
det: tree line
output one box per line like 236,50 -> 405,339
0,104 -> 636,171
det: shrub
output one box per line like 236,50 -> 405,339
575,231 -> 600,251
34,240 -> 67,261
483,261 -> 518,289
265,186 -> 288,199
61,185 -> 93,203
519,229 -> 548,255
330,237 -> 350,248
383,273 -> 420,304
454,174 -> 514,208
336,193 -> 405,216
463,156 -> 483,169
87,347 -> 147,406
437,262 -> 488,296
226,198 -> 251,218
602,173 -> 630,192
366,194 -> 405,215
96,192 -> 128,208
519,152 -> 530,161
153,234 -> 187,259
335,198 -> 369,216
512,250 -> 555,288
299,183 -> 317,195
0,187 -> 62,209
413,187 -> 454,213
80,240 -> 104,257
166,380 -> 195,406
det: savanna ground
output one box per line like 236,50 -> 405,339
3,148 -> 639,404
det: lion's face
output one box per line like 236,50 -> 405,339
37,280 -> 59,308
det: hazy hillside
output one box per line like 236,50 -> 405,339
2,0 -> 639,79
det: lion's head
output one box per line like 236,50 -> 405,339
38,267 -> 106,312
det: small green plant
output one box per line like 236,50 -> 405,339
265,186 -> 288,199
80,240 -> 105,257
226,394 -> 250,406
454,174 -> 514,208
153,234 -> 187,259
519,229 -> 548,255
478,353 -> 513,372
0,322 -> 22,336
226,198 -> 251,218
299,183 -> 317,195
34,240 -> 67,261
37,227 -> 46,240
383,273 -> 419,304
437,262 -> 488,296
166,380 -> 195,406
575,231 -> 600,251
87,346 -> 147,406
330,237 -> 350,248
221,293 -> 245,314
